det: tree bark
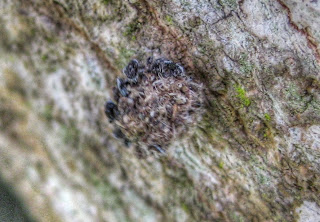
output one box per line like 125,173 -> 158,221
0,0 -> 320,221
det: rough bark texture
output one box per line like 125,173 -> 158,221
0,0 -> 320,221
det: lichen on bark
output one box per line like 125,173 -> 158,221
0,0 -> 320,221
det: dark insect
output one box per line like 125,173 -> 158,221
112,86 -> 120,102
113,128 -> 130,147
123,59 -> 139,82
151,58 -> 164,76
171,64 -> 185,77
150,58 -> 184,78
105,101 -> 120,123
146,57 -> 153,66
165,60 -> 182,77
163,60 -> 185,77
146,57 -> 153,72
117,78 -> 129,97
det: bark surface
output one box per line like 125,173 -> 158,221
0,0 -> 320,221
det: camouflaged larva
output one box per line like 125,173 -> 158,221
105,57 -> 205,154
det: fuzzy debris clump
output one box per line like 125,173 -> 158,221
105,57 -> 205,153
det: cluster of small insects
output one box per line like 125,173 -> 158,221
105,57 -> 204,154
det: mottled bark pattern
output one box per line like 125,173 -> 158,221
0,0 -> 319,221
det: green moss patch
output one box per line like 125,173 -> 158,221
235,85 -> 251,107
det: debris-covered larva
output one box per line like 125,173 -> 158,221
105,57 -> 204,155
